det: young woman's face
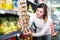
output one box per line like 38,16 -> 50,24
36,8 -> 44,18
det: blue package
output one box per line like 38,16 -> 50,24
14,2 -> 17,7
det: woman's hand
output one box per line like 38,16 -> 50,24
23,29 -> 32,35
17,20 -> 23,28
52,31 -> 58,36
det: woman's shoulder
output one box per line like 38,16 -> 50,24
48,15 -> 53,22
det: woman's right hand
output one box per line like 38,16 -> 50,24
17,20 -> 23,29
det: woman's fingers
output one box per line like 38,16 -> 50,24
24,29 -> 28,33
17,21 -> 23,28
18,21 -> 23,26
23,29 -> 32,35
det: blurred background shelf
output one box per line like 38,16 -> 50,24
0,31 -> 21,40
0,13 -> 19,17
0,10 -> 19,17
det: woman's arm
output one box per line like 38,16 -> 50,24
32,16 -> 52,37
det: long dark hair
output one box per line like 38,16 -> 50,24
36,3 -> 48,22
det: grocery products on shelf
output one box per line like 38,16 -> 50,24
0,0 -> 34,40
0,17 -> 21,35
13,0 -> 18,11
18,0 -> 32,40
0,0 -> 18,12
0,0 -> 6,9
6,0 -> 13,10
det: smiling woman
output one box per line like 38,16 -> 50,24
23,3 -> 52,40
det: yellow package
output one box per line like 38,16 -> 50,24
6,3 -> 13,10
6,0 -> 13,10
0,0 -> 6,9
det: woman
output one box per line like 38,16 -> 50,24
19,3 -> 52,40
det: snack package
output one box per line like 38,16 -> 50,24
0,0 -> 6,9
6,0 -> 13,10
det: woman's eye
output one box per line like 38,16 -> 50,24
40,11 -> 43,13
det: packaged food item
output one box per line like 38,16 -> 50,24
22,12 -> 27,16
13,0 -> 18,12
18,0 -> 32,40
6,0 -> 13,10
21,4 -> 26,8
23,20 -> 29,24
24,24 -> 29,27
21,8 -> 26,12
0,0 -> 6,9
21,10 -> 27,12
20,0 -> 26,4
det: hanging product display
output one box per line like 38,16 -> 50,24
18,0 -> 32,40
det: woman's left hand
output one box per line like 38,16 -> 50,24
52,31 -> 58,36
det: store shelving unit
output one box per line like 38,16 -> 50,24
0,10 -> 21,40
0,9 -> 18,16
0,8 -> 22,40
0,0 -> 35,40
0,31 -> 21,40
0,12 -> 19,17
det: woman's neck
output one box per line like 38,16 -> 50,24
38,16 -> 43,19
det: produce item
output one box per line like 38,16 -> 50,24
21,8 -> 26,12
0,18 -> 2,25
23,20 -> 29,24
18,0 -> 32,40
0,17 -> 21,35
22,15 -> 30,20
0,17 -> 8,27
27,36 -> 31,40
20,2 -> 26,4
21,11 -> 27,16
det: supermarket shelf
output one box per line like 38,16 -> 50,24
5,10 -> 17,14
0,13 -> 19,17
0,31 -> 21,40
0,10 -> 19,17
